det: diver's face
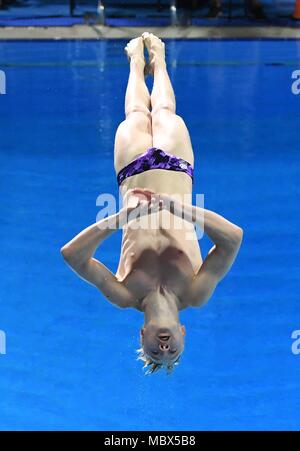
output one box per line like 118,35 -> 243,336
141,324 -> 186,364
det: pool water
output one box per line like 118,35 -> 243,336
0,39 -> 299,431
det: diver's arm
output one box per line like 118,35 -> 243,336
60,209 -> 133,308
177,203 -> 243,259
174,202 -> 243,306
135,188 -> 243,306
131,188 -> 243,257
131,189 -> 243,307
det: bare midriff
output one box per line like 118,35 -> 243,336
116,169 -> 202,307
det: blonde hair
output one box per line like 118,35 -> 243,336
136,346 -> 180,375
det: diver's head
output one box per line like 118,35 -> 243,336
138,322 -> 186,374
138,285 -> 185,373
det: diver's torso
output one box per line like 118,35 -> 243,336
116,212 -> 202,309
119,168 -> 193,198
116,169 -> 201,309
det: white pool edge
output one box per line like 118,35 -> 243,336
0,25 -> 300,40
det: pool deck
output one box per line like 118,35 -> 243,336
0,25 -> 300,40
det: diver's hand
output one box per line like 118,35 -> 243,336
129,188 -> 178,211
128,188 -> 185,218
119,189 -> 163,226
130,188 -> 155,201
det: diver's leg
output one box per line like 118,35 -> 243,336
124,38 -> 151,117
114,37 -> 152,174
143,33 -> 194,164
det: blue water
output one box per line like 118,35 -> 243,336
0,39 -> 300,431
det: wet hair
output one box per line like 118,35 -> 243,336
136,346 -> 180,375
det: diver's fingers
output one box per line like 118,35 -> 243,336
132,188 -> 155,200
126,195 -> 140,210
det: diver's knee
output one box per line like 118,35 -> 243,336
151,101 -> 176,117
125,104 -> 151,120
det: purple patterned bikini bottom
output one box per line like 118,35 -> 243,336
117,147 -> 194,186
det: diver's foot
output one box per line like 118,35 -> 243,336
142,32 -> 166,76
124,36 -> 146,67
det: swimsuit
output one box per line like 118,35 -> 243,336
117,147 -> 194,186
